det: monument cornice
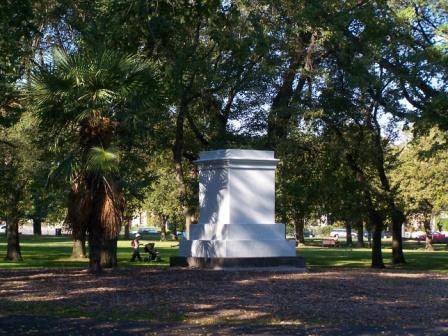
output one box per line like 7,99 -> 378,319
194,158 -> 279,170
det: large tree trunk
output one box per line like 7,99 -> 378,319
160,215 -> 168,241
356,221 -> 364,247
423,216 -> 434,251
5,217 -> 22,261
67,181 -> 89,259
33,217 -> 42,235
173,103 -> 195,236
267,61 -> 298,148
294,217 -> 305,245
328,120 -> 385,268
71,239 -> 86,259
390,208 -> 406,263
124,219 -> 130,239
171,221 -> 179,240
70,224 -> 87,259
367,107 -> 406,264
370,212 -> 385,268
346,221 -> 353,246
266,32 -> 317,149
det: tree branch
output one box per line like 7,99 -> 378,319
185,111 -> 209,146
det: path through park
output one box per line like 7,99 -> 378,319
0,268 -> 447,335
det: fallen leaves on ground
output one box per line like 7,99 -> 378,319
0,267 -> 447,335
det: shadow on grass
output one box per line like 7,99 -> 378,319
0,268 -> 447,335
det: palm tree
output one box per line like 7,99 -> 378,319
30,48 -> 161,272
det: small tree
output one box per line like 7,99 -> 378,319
393,127 -> 448,251
0,113 -> 40,261
0,0 -> 36,261
144,151 -> 184,240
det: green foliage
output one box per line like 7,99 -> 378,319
0,0 -> 35,126
31,47 -> 161,130
276,129 -> 323,225
28,44 -> 166,269
29,46 -> 163,189
314,225 -> 335,238
393,127 -> 448,216
143,151 -> 184,229
87,147 -> 120,173
1,0 -> 447,268
0,0 -> 39,230
0,117 -> 32,221
437,218 -> 448,231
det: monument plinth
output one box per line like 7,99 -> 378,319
170,149 -> 305,269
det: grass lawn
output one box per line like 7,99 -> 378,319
0,235 -> 178,269
0,235 -> 446,272
300,242 -> 447,272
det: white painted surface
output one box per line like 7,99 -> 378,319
180,149 -> 295,258
197,149 -> 278,225
189,224 -> 286,240
180,239 -> 296,258
198,167 -> 229,225
229,168 -> 275,224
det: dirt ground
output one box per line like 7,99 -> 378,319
0,267 -> 447,335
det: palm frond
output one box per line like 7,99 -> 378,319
47,152 -> 80,187
87,146 -> 120,173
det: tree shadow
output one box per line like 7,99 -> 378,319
0,268 -> 447,335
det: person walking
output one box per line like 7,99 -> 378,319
130,233 -> 142,262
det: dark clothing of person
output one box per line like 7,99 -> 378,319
130,249 -> 141,262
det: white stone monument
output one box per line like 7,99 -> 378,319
172,149 -> 303,268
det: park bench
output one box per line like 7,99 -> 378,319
322,238 -> 337,247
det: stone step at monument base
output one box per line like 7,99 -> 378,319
179,239 -> 296,258
170,256 -> 306,270
189,223 -> 286,240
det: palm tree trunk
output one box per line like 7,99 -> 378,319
87,177 -> 103,273
88,224 -> 102,273
100,237 -> 117,268
5,216 -> 22,261
91,173 -> 122,271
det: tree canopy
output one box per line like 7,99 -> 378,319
0,0 -> 447,269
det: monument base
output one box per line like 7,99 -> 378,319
179,238 -> 296,258
170,256 -> 306,270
